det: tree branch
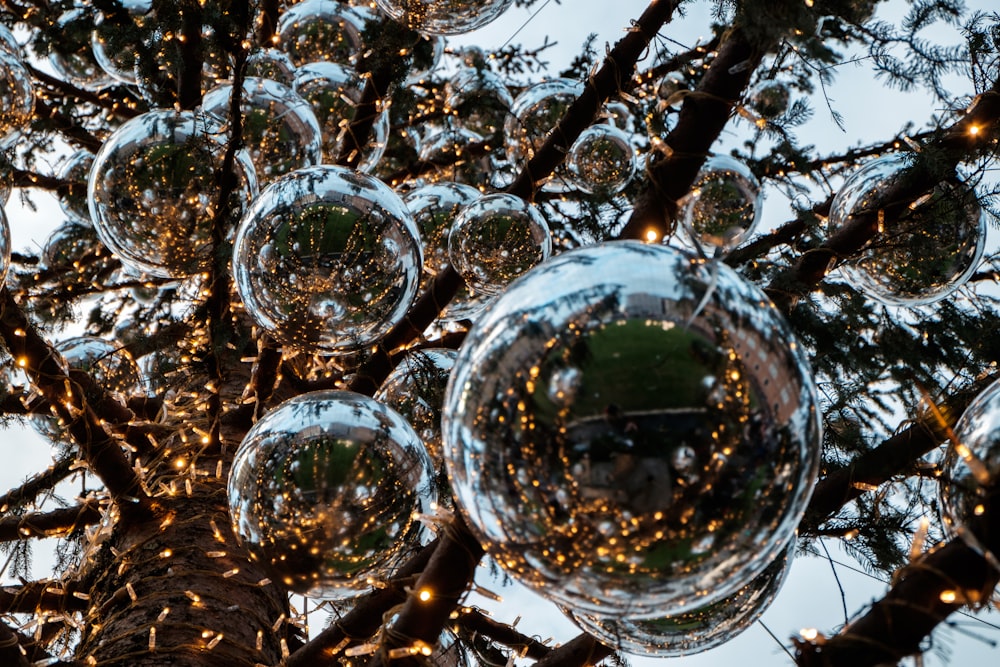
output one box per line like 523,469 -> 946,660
0,457 -> 76,514
0,580 -> 88,614
0,621 -> 31,667
0,499 -> 102,541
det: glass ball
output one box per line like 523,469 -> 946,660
0,201 -> 9,284
292,62 -> 389,172
0,50 -> 34,148
91,0 -> 152,85
276,0 -> 366,67
448,193 -> 552,297
442,241 -> 821,618
49,10 -> 114,90
566,124 -> 636,195
830,153 -> 986,306
403,181 -> 482,279
246,48 -> 297,85
940,378 -> 1000,560
232,165 -> 423,355
228,390 -> 437,598
505,78 -> 584,191
749,80 -> 790,119
561,540 -> 793,657
88,109 -> 258,278
374,0 -> 515,35
374,348 -> 457,468
444,68 -> 514,137
656,71 -> 687,103
419,127 -> 493,188
202,78 -> 322,186
57,150 -> 95,225
133,25 -> 231,106
681,155 -> 763,251
0,24 -> 18,57
43,222 -> 100,270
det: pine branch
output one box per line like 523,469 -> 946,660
532,633 -> 614,667
0,580 -> 88,614
457,608 -> 553,660
0,621 -> 31,667
27,63 -> 141,118
32,98 -> 103,152
0,499 -> 102,541
0,457 -> 75,514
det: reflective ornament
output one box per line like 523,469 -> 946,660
562,540 -> 793,656
43,222 -> 101,270
443,241 -> 821,618
202,78 -> 322,185
91,0 -> 152,85
0,201 -> 9,284
448,193 -> 551,297
405,33 -> 445,84
0,24 -> 17,56
49,10 -> 114,90
88,110 -> 258,278
276,0 -> 366,67
567,124 -> 636,195
438,280 -> 495,324
57,150 -> 95,225
375,0 -> 514,35
134,25 -> 231,105
228,390 -> 436,598
830,153 -> 986,306
246,49 -> 296,85
505,78 -> 583,191
445,68 -> 514,136
375,348 -> 457,467
656,71 -> 687,104
940,378 -> 1000,560
233,165 -> 423,355
749,80 -> 790,119
293,62 -> 388,171
0,50 -> 34,148
419,128 -> 493,188
403,181 -> 481,279
681,155 -> 763,251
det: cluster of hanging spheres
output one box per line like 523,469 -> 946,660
0,0 -> 995,659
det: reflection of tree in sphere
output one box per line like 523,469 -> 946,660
276,0 -> 366,67
0,50 -> 34,148
505,78 -> 583,191
680,155 -> 762,251
567,124 -> 636,195
375,0 -> 515,35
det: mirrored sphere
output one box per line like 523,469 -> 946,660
561,540 -> 793,656
374,0 -> 515,35
0,201 -> 9,284
0,50 -> 34,148
228,390 -> 437,598
940,378 -> 1000,560
88,110 -> 258,278
0,24 -> 18,56
681,155 -> 763,251
246,48 -> 296,85
444,68 -> 514,137
49,10 -> 114,90
419,127 -> 493,188
505,78 -> 584,190
749,80 -> 790,119
201,78 -> 323,185
567,124 -> 636,195
43,222 -> 100,270
442,241 -> 821,618
293,62 -> 389,172
57,150 -> 95,225
403,181 -> 481,279
830,153 -> 986,306
448,193 -> 551,297
276,0 -> 366,67
91,0 -> 152,85
374,348 -> 457,467
232,165 -> 423,355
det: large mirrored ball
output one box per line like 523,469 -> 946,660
293,62 -> 389,171
88,110 -> 258,278
276,0 -> 366,67
233,165 -> 423,355
567,123 -> 636,195
0,50 -> 34,148
375,0 -> 515,35
403,181 -> 481,279
940,378 -> 1000,559
681,155 -> 763,251
228,390 -> 437,598
562,539 -> 793,657
830,153 -> 985,306
442,241 -> 821,618
448,193 -> 551,297
505,78 -> 584,191
201,78 -> 323,185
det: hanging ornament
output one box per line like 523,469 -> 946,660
403,181 -> 482,280
748,80 -> 790,120
0,200 -> 9,285
829,153 -> 986,306
374,348 -> 457,468
404,33 -> 445,85
656,71 -> 687,104
442,241 -> 821,619
202,78 -> 322,186
0,50 -> 34,149
49,10 -> 114,90
0,24 -> 18,56
246,49 -> 297,85
448,193 -> 552,297
561,539 -> 793,656
374,0 -> 514,35
292,62 -> 389,171
133,25 -> 231,106
88,109 -> 258,278
228,390 -> 437,598
57,150 -> 95,225
276,0 -> 366,67
566,123 -> 636,195
91,0 -> 153,86
505,78 -> 584,192
444,68 -> 514,137
680,155 -> 763,251
42,222 -> 101,271
232,165 -> 423,355
418,127 -> 494,188
939,377 -> 1000,561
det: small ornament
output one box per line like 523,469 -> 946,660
49,10 -> 114,90
562,540 -> 793,657
681,155 -> 763,251
201,78 -> 323,185
292,62 -> 389,171
748,80 -> 790,119
442,242 -> 820,618
830,153 -> 986,306
91,0 -> 152,85
0,200 -> 9,284
419,127 -> 493,188
246,49 -> 297,85
88,110 -> 258,278
228,390 -> 437,598
656,71 -> 687,104
0,50 -> 34,148
566,124 -> 636,195
374,0 -> 514,35
940,378 -> 1000,561
448,193 -> 551,297
444,68 -> 514,137
232,165 -> 423,355
276,0 -> 367,67
374,348 -> 457,467
403,181 -> 482,279
504,78 -> 584,191
57,150 -> 95,225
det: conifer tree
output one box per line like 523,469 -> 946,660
0,0 -> 997,666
